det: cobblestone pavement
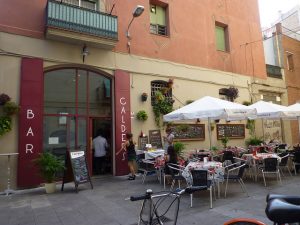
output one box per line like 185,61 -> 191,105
1,173 -> 300,225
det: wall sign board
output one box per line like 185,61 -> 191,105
217,124 -> 245,139
149,130 -> 163,148
168,124 -> 205,141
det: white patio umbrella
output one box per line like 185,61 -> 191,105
248,101 -> 297,141
163,96 -> 257,149
286,103 -> 300,142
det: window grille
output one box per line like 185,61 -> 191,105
151,81 -> 172,105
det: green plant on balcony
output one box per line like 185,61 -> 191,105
153,91 -> 173,127
136,110 -> 148,121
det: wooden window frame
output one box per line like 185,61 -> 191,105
215,21 -> 230,52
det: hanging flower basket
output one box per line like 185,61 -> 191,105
141,93 -> 148,102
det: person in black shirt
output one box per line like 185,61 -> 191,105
117,132 -> 137,180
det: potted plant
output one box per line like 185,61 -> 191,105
33,152 -> 65,193
141,93 -> 148,102
168,78 -> 174,88
0,116 -> 12,137
0,93 -> 11,106
245,136 -> 263,147
220,136 -> 229,148
136,110 -> 148,121
3,101 -> 20,115
174,141 -> 185,157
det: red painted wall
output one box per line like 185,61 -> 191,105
0,0 -> 267,79
18,58 -> 44,188
0,0 -> 46,38
114,70 -> 131,176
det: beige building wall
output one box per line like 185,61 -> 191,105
0,31 -> 290,191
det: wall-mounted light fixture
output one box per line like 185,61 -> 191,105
82,44 -> 89,63
126,5 -> 144,53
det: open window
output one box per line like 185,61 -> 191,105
150,1 -> 168,36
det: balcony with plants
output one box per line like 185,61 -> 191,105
46,0 -> 118,49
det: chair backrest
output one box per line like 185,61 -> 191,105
293,151 -> 300,163
167,163 -> 183,177
222,151 -> 234,162
237,163 -> 246,178
263,158 -> 278,172
190,170 -> 208,186
278,153 -> 289,166
278,144 -> 287,149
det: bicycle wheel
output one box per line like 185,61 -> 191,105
151,192 -> 181,225
223,218 -> 267,225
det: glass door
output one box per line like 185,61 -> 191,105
89,117 -> 112,175
43,116 -> 87,158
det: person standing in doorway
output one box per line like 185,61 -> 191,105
93,129 -> 108,175
117,132 -> 137,180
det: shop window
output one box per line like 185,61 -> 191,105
215,22 -> 229,52
150,3 -> 168,36
287,52 -> 294,71
151,80 -> 172,105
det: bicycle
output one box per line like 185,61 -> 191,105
130,188 -> 184,225
224,194 -> 300,225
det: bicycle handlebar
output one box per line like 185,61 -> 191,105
130,193 -> 151,201
130,188 -> 186,202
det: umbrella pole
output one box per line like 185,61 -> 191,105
208,118 -> 212,150
262,118 -> 265,143
298,117 -> 300,143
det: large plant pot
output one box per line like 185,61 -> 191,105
45,182 -> 56,194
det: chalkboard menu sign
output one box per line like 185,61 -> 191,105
139,136 -> 148,150
61,150 -> 93,192
149,130 -> 163,148
169,124 -> 205,141
217,124 -> 245,139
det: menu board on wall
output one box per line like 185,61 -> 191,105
138,136 -> 148,150
217,124 -> 245,139
149,130 -> 163,148
168,124 -> 205,141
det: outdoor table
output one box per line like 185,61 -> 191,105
143,149 -> 165,160
242,153 -> 281,181
0,153 -> 19,196
182,161 -> 224,198
242,153 -> 281,162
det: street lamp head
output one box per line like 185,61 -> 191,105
133,5 -> 144,17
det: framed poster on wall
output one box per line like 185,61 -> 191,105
168,124 -> 205,141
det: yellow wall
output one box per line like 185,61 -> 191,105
0,31 -> 291,191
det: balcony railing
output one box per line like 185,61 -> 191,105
47,0 -> 118,40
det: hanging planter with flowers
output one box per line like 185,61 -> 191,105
0,93 -> 20,137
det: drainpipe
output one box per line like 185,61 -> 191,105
275,23 -> 282,67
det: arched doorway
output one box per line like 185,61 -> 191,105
43,68 -> 113,176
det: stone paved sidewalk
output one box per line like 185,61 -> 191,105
1,174 -> 300,225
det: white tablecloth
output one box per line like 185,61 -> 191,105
136,149 -> 165,160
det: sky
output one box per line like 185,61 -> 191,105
258,0 -> 300,28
